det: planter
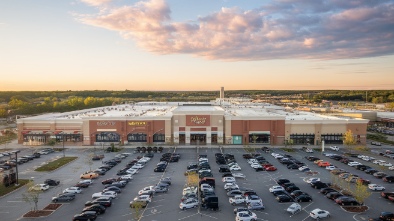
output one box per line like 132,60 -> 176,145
23,203 -> 62,218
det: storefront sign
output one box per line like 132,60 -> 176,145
97,121 -> 116,126
128,121 -> 146,126
186,115 -> 210,126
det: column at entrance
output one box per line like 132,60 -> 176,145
185,130 -> 190,144
207,128 -> 211,144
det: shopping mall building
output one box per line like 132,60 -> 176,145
16,99 -> 369,147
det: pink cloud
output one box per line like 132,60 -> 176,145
80,0 -> 113,7
76,0 -> 394,60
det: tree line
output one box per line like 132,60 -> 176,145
0,90 -> 393,118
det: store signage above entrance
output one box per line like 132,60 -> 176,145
186,115 -> 210,126
97,121 -> 116,126
128,122 -> 146,126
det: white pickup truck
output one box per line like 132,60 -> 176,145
329,146 -> 339,151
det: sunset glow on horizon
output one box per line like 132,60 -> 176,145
1,0 -> 394,91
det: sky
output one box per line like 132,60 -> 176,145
1,0 -> 394,91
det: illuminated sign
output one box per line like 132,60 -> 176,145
191,116 -> 207,124
128,122 -> 146,126
97,121 -> 116,126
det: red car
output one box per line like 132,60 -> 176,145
388,195 -> 394,202
264,165 -> 277,171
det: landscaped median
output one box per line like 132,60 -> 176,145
35,157 -> 78,172
0,179 -> 30,197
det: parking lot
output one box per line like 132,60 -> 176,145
0,144 -> 394,221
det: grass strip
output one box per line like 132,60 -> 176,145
0,179 -> 30,197
35,157 -> 77,172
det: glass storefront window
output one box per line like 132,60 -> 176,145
96,132 -> 120,142
321,133 -> 343,144
248,134 -> 270,144
289,134 -> 315,145
127,133 -> 147,142
153,133 -> 165,142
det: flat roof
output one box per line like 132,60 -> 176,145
18,101 -> 367,123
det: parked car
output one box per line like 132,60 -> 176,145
82,204 -> 106,215
52,194 -> 75,202
235,211 -> 257,221
287,203 -> 302,214
330,146 -> 339,151
295,194 -> 312,202
72,211 -> 98,221
368,184 -> 385,191
310,208 -> 330,219
80,172 -> 99,179
92,191 -> 117,199
179,198 -> 199,210
44,179 -> 60,186
63,187 -> 82,194
247,201 -> 265,210
29,184 -> 49,191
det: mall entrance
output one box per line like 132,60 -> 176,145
190,134 -> 206,145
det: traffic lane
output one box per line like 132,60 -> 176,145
139,147 -> 201,221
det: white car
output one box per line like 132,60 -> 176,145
250,163 -> 262,169
269,185 -> 285,193
229,195 -> 245,205
310,208 -> 330,219
230,165 -> 242,171
222,177 -> 236,183
200,184 -> 214,192
388,166 -> 394,171
179,198 -> 198,210
224,183 -> 239,191
247,159 -> 258,164
373,160 -> 385,164
139,186 -> 155,195
306,178 -> 320,184
133,194 -> 152,203
368,184 -> 385,191
183,186 -> 198,196
120,174 -> 133,180
232,173 -> 246,179
63,187 -> 82,194
329,146 -> 339,151
287,203 -> 301,215
78,179 -> 93,185
325,166 -> 337,170
29,184 -> 49,191
236,211 -> 257,221
199,169 -> 211,173
381,162 -> 393,167
92,191 -> 117,199
131,164 -> 144,169
126,169 -> 139,175
199,157 -> 209,162
305,148 -> 314,153
272,154 -> 284,159
348,161 -> 362,166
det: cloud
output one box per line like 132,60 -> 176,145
76,0 -> 394,60
80,0 -> 113,7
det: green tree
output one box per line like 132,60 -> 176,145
0,108 -> 7,118
351,181 -> 371,205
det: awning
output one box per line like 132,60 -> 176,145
74,131 -> 81,134
54,131 -> 63,134
21,130 -> 31,135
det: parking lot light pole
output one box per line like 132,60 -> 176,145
15,150 -> 20,186
62,132 -> 65,158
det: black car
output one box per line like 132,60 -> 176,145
255,167 -> 265,171
219,166 -> 231,173
82,204 -> 106,214
380,212 -> 394,221
154,167 -> 166,172
320,188 -> 337,195
286,186 -> 300,193
44,179 -> 60,186
326,192 -> 343,200
305,156 -> 320,161
282,182 -> 296,188
335,197 -> 360,206
73,211 -> 98,221
85,199 -> 112,207
383,176 -> 394,183
287,164 -> 300,169
290,190 -> 308,198
116,170 -> 128,176
295,194 -> 312,202
276,179 -> 291,185
365,168 -> 378,174
276,194 -> 293,202
32,152 -> 41,158
272,190 -> 288,196
310,181 -> 328,189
